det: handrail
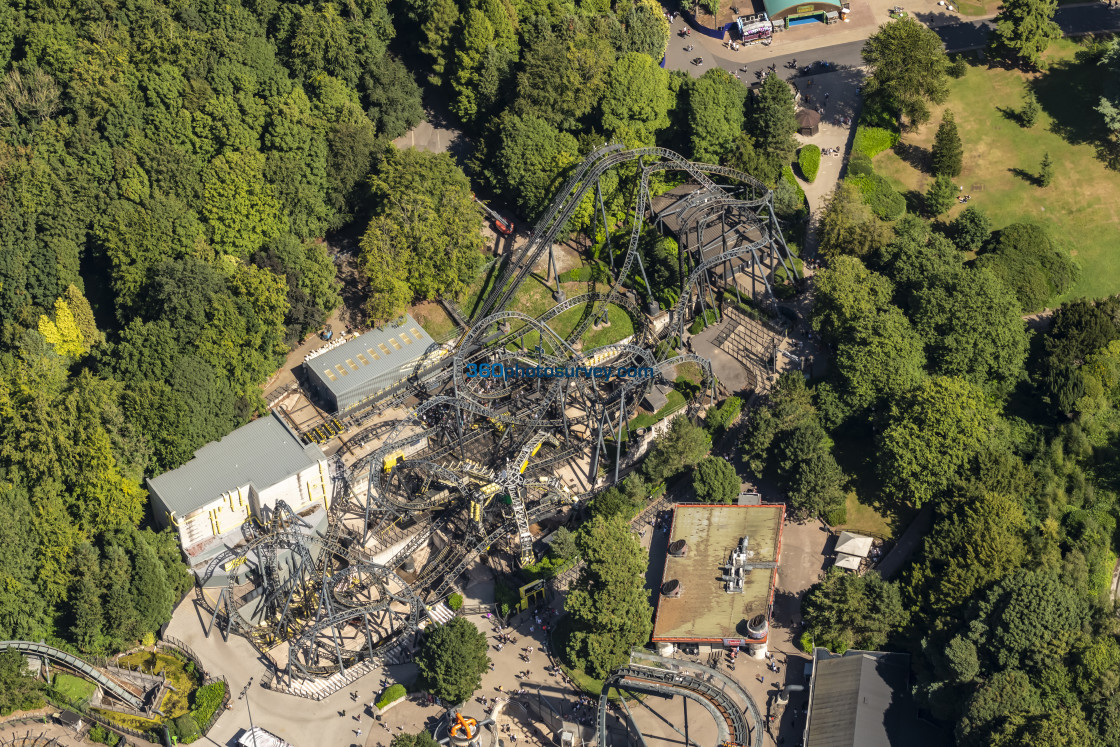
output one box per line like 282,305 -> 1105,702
0,641 -> 145,710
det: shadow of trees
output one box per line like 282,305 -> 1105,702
1008,166 -> 1040,186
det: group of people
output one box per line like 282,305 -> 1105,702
958,194 -> 973,203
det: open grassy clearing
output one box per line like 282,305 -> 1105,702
873,40 -> 1120,301
52,672 -> 97,703
409,301 -> 457,339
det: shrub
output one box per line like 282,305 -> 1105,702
848,173 -> 905,220
824,504 -> 848,526
376,683 -> 407,709
189,681 -> 226,731
799,631 -> 815,654
948,54 -> 968,78
88,725 -> 120,746
852,126 -> 899,158
447,593 -> 464,611
797,145 -> 821,182
847,150 -> 874,177
688,308 -> 720,334
172,713 -> 201,744
976,222 -> 1078,311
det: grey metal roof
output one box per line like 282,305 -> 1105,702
304,315 -> 434,402
805,650 -> 912,747
147,411 -> 326,517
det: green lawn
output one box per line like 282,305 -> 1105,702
873,40 -> 1120,302
836,491 -> 895,538
53,673 -> 97,703
410,302 -> 457,340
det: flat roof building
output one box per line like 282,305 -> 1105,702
147,411 -> 329,575
302,315 -> 438,413
653,504 -> 784,656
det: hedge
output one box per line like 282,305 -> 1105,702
846,174 -> 905,221
847,150 -> 873,177
852,126 -> 899,158
782,165 -> 806,207
376,684 -> 406,709
797,145 -> 821,183
189,681 -> 226,731
172,713 -> 201,744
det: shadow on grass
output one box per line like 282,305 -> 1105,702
893,142 -> 929,173
996,105 -> 1024,126
1008,166 -> 1040,186
829,419 -> 914,533
1032,57 -> 1107,149
902,189 -> 925,216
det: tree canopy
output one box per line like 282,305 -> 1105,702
565,515 -> 653,679
992,0 -> 1062,69
692,456 -> 740,503
359,147 -> 485,321
416,617 -> 490,704
861,18 -> 951,124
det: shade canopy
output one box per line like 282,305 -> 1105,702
796,108 -> 822,127
835,531 -> 874,557
834,553 -> 863,571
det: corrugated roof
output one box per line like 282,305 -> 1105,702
805,651 -> 911,747
147,411 -> 326,516
304,315 -> 434,401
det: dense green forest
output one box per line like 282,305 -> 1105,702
0,0 -> 422,652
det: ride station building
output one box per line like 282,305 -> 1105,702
763,0 -> 846,27
652,503 -> 785,659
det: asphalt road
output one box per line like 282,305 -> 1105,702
674,3 -> 1120,83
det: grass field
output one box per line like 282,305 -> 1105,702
409,301 -> 457,339
53,672 -> 96,703
873,40 -> 1120,302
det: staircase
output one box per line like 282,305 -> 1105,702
511,486 -> 534,566
426,602 -> 455,626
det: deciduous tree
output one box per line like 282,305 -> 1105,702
687,68 -> 747,163
417,617 -> 490,704
566,516 -> 653,678
878,376 -> 1000,507
692,456 -> 739,503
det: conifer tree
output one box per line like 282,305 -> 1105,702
931,111 -> 963,177
1039,152 -> 1053,186
69,543 -> 104,653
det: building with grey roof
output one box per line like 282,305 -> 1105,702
803,648 -> 942,747
302,315 -> 438,413
147,411 -> 328,569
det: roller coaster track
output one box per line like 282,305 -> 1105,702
474,147 -> 733,323
0,642 -> 145,711
598,656 -> 764,747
